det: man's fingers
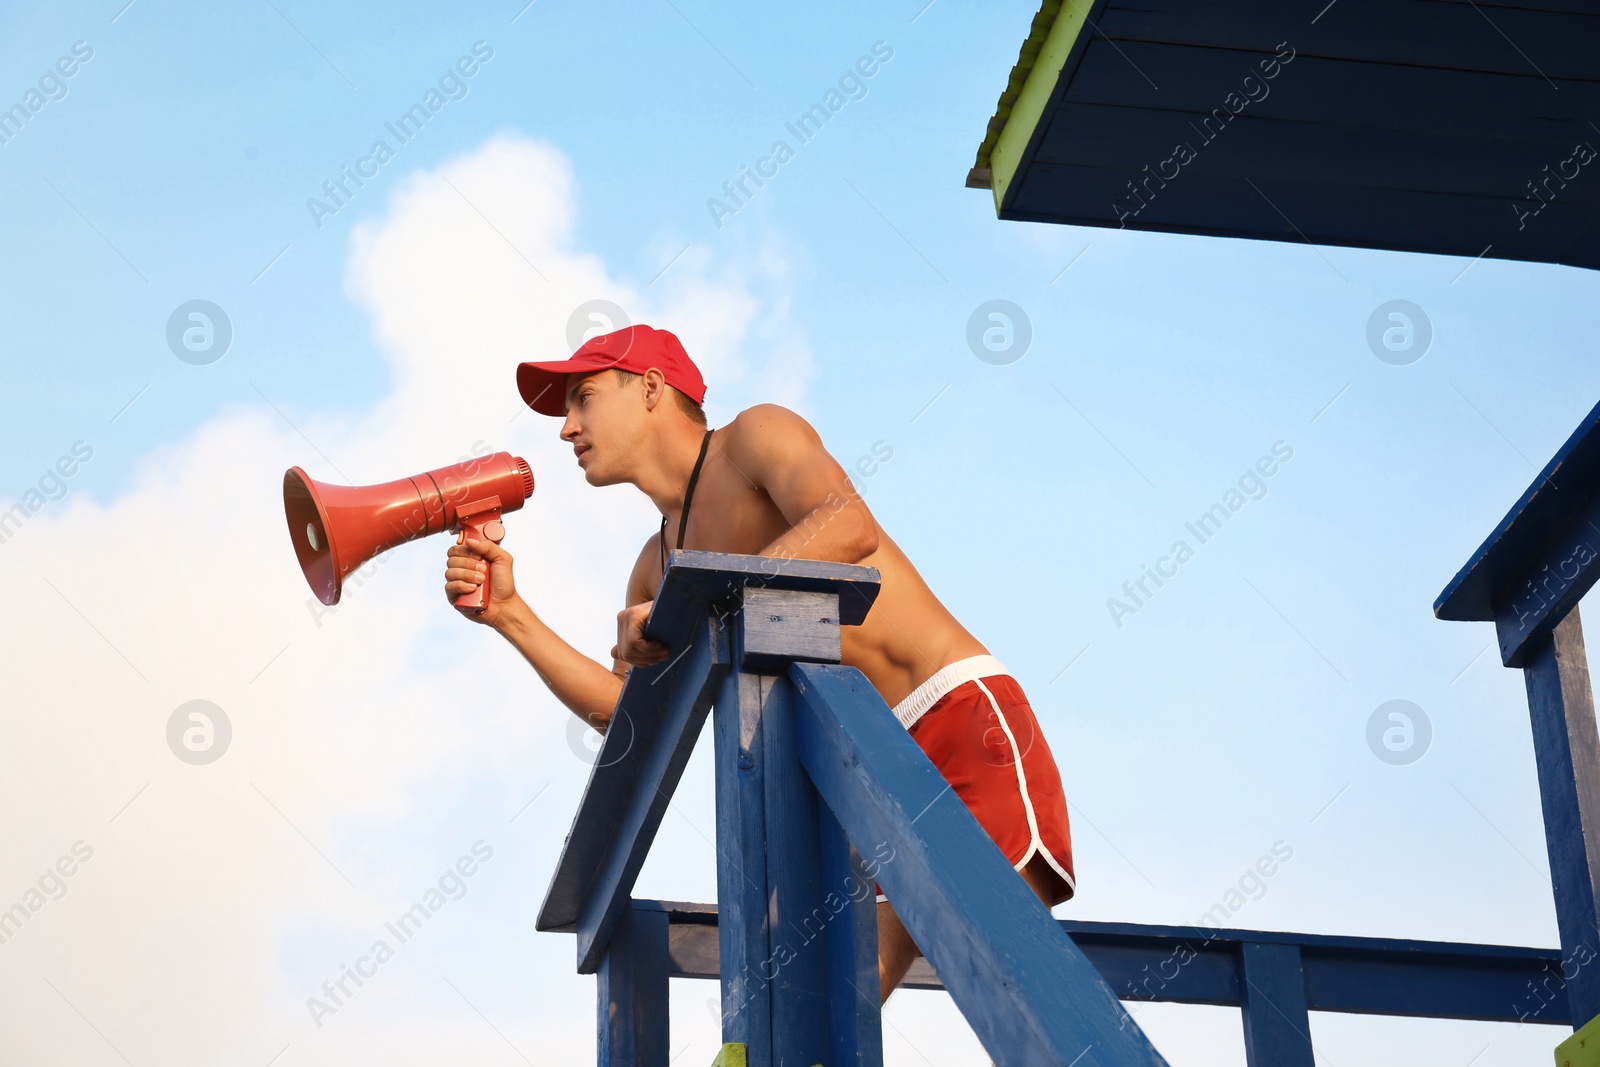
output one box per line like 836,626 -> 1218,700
463,537 -> 510,561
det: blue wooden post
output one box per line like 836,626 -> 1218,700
1436,401 -> 1600,1031
598,900 -> 671,1067
540,553 -> 883,1066
714,582 -> 884,1067
713,668 -> 774,1063
1522,608 -> 1600,1022
1238,942 -> 1314,1067
819,805 -> 883,1065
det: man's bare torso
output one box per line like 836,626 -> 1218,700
629,418 -> 989,711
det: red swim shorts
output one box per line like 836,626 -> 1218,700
875,655 -> 1076,908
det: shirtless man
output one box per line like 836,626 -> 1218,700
444,324 -> 1075,1003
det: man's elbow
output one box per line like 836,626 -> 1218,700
851,513 -> 880,562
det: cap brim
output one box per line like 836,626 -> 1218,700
517,357 -> 620,416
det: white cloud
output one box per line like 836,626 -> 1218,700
0,134 -> 807,1064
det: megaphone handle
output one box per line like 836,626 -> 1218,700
454,511 -> 506,613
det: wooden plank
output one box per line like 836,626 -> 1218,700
532,610 -> 726,947
1060,41 -> 1600,134
651,551 -> 880,657
740,587 -> 841,672
1524,609 -> 1600,1027
759,674 -> 835,1067
1034,103 -> 1599,200
536,613 -> 728,937
714,669 -> 773,1064
571,620 -> 728,974
819,805 -> 883,1067
1437,399 -> 1600,625
1300,943 -> 1569,1023
1239,942 -> 1315,1067
668,924 -> 722,980
788,662 -> 1168,1067
997,936 -> 1239,1007
653,907 -> 1571,1024
1493,500 -> 1600,666
1095,0 -> 1600,81
598,902 -> 671,1067
1008,162 -> 1599,268
1403,0 -> 1600,14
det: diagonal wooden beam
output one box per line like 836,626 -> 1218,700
536,612 -> 729,974
788,661 -> 1170,1067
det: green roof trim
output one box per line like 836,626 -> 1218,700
967,1 -> 1092,214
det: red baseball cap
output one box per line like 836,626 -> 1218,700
516,325 -> 708,417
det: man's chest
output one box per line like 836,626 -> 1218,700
684,467 -> 790,550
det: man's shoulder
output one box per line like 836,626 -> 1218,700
722,404 -> 819,451
728,402 -> 805,427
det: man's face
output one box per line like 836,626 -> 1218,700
559,369 -> 646,485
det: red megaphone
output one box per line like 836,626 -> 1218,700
283,452 -> 534,612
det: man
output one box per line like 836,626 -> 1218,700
444,324 -> 1075,1003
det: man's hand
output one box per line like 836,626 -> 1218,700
612,600 -> 669,667
444,536 -> 519,627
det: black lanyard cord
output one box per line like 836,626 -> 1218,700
659,427 -> 714,576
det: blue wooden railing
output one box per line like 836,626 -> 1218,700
536,550 -> 1573,1066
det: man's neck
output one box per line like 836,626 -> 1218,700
635,419 -> 711,520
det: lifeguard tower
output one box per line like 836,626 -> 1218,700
537,3 -> 1600,1063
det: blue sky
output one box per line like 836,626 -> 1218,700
4,2 -> 1600,1065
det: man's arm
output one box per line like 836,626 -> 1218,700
449,535 -> 658,729
724,404 -> 881,564
612,406 -> 878,669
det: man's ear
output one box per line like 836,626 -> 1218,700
641,367 -> 668,412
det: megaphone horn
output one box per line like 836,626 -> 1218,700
283,452 -> 534,611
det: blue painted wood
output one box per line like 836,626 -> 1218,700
713,585 -> 882,1067
538,612 -> 730,976
654,550 -> 880,653
818,805 -> 884,1066
1238,942 -> 1314,1067
1094,1 -> 1597,81
1436,397 -> 1600,634
1491,505 -> 1600,667
637,901 -> 1571,1025
739,586 -> 841,671
713,668 -> 773,1065
540,553 -> 883,962
788,661 -> 1169,1067
758,673 -> 833,1067
1524,608 -> 1600,1027
598,901 -> 671,1067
